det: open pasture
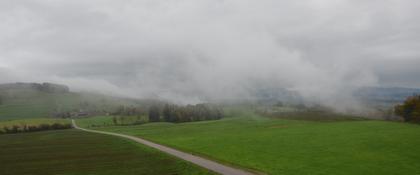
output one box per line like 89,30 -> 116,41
89,113 -> 420,175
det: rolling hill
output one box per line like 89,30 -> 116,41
0,82 -> 145,120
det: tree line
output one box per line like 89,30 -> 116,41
110,106 -> 147,125
149,103 -> 223,123
0,123 -> 72,134
111,115 -> 147,126
112,105 -> 147,116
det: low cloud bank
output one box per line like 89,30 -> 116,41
1,0 -> 420,111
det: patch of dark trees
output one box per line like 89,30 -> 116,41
54,104 -> 149,119
0,123 -> 72,135
149,103 -> 224,123
111,116 -> 147,126
109,103 -> 223,124
112,106 -> 147,116
394,94 -> 420,123
52,111 -> 100,118
256,104 -> 366,121
110,106 -> 148,125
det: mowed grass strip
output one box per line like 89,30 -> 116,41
0,129 -> 215,175
93,115 -> 420,175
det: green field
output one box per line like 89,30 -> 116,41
84,113 -> 420,175
0,129 -> 215,175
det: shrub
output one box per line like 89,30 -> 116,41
27,125 -> 40,132
22,124 -> 28,132
112,116 -> 117,125
3,126 -> 10,133
0,122 -> 72,135
64,123 -> 72,128
50,123 -> 71,129
39,124 -> 51,130
11,125 -> 19,133
2,125 -> 19,134
395,95 -> 420,123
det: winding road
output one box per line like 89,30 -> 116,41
71,120 -> 255,175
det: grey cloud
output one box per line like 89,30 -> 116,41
0,0 -> 419,109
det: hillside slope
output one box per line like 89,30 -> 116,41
0,82 -> 142,120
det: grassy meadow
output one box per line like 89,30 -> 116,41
82,112 -> 420,175
0,129 -> 215,175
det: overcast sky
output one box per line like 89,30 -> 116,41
0,0 -> 419,106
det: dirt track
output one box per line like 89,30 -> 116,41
72,120 -> 255,175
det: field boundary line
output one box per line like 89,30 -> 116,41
72,120 -> 255,175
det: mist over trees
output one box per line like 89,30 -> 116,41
109,106 -> 148,125
102,103 -> 224,125
148,105 -> 161,122
149,103 -> 223,123
112,106 -> 146,116
394,95 -> 420,123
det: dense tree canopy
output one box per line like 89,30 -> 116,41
113,106 -> 146,116
149,103 -> 223,123
148,105 -> 161,122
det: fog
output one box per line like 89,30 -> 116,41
1,0 -> 420,110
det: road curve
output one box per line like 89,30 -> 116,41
71,120 -> 255,175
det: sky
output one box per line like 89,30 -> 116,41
0,0 -> 419,107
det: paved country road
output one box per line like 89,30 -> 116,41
71,120 -> 256,175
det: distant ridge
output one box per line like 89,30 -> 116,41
0,82 -> 69,93
0,82 -> 147,120
354,86 -> 420,104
